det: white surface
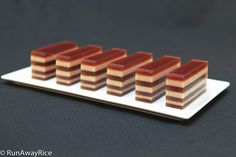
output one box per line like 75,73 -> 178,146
1,67 -> 230,120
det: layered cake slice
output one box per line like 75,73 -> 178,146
107,51 -> 153,96
135,55 -> 180,103
166,59 -> 208,109
80,48 -> 127,90
31,41 -> 78,80
56,45 -> 102,85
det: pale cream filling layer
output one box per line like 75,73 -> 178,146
135,62 -> 180,82
106,77 -> 134,87
81,54 -> 127,72
32,72 -> 55,79
166,87 -> 206,106
166,67 -> 208,88
81,81 -> 105,89
57,77 -> 80,84
166,78 -> 206,99
135,81 -> 166,93
56,69 -> 80,77
56,60 -> 80,67
31,65 -> 55,72
31,55 -> 55,63
107,58 -> 153,77
107,84 -> 134,94
81,73 -> 106,82
31,47 -> 78,63
136,90 -> 165,100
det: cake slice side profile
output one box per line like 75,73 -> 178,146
56,45 -> 102,85
135,55 -> 181,103
31,41 -> 78,80
166,59 -> 208,109
107,51 -> 153,96
80,48 -> 127,90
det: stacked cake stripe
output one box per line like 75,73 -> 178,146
80,48 -> 127,91
31,41 -> 78,80
107,51 -> 153,96
166,59 -> 208,109
135,55 -> 180,103
56,45 -> 102,85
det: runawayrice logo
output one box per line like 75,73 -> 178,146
0,150 -> 52,157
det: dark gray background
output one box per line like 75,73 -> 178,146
0,0 -> 235,156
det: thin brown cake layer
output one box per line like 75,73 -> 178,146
31,60 -> 55,66
32,69 -> 55,75
56,76 -> 80,85
107,87 -> 134,96
107,82 -> 134,90
166,73 -> 207,92
107,72 -> 134,82
32,75 -> 54,80
135,76 -> 166,87
135,86 -> 165,97
81,69 -> 106,76
56,80 -> 79,85
136,92 -> 165,103
166,89 -> 206,109
56,65 -> 81,71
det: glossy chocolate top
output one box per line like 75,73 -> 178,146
108,51 -> 153,71
167,59 -> 208,81
31,41 -> 78,57
57,45 -> 102,61
136,55 -> 180,76
81,48 -> 127,66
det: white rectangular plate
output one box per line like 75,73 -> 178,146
1,67 -> 230,120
